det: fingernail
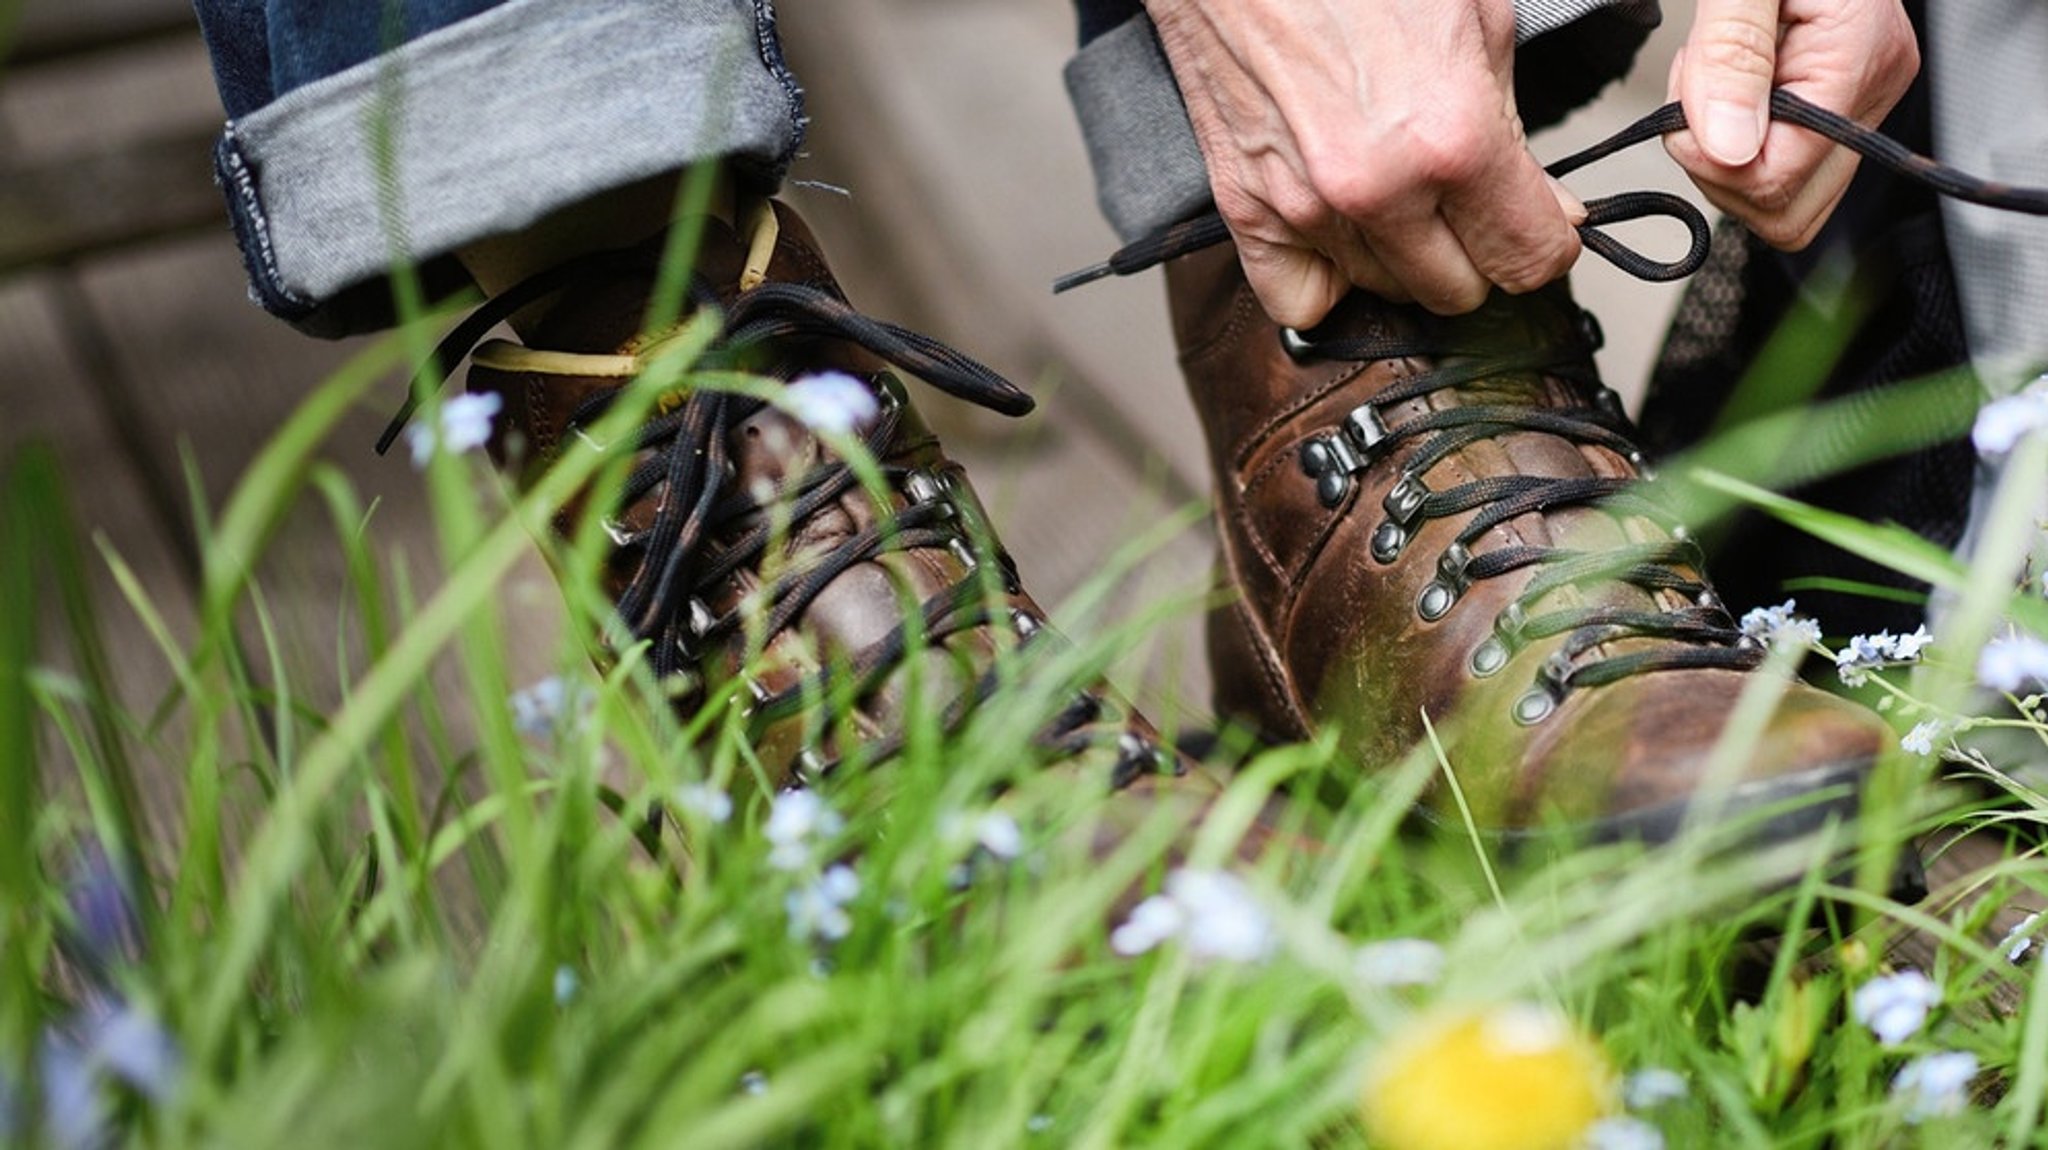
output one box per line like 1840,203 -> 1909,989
1546,175 -> 1588,225
1701,98 -> 1763,166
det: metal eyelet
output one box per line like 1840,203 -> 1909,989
1512,688 -> 1557,725
1469,636 -> 1509,678
601,517 -> 639,548
1343,403 -> 1389,453
1383,472 -> 1430,526
1436,541 -> 1472,592
1418,581 -> 1456,622
1539,652 -> 1575,695
905,470 -> 946,504
738,675 -> 774,716
1012,609 -> 1042,638
1301,434 -> 1363,508
1280,327 -> 1317,362
1494,600 -> 1528,645
687,597 -> 715,637
794,747 -> 829,784
1371,522 -> 1408,564
874,372 -> 908,412
948,537 -> 980,570
1594,387 -> 1627,422
1577,309 -> 1606,352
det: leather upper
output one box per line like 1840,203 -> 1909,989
1168,243 -> 1889,834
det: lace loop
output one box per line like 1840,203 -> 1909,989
1054,87 -> 2048,294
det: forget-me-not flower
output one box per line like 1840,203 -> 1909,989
406,391 -> 502,468
1892,1050 -> 1978,1123
1111,869 -> 1275,963
765,790 -> 844,872
1973,389 -> 2048,457
784,372 -> 879,435
1852,970 -> 1941,1046
1978,634 -> 2048,694
1738,600 -> 1823,650
1354,938 -> 1447,988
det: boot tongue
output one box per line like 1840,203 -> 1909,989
527,202 -> 849,356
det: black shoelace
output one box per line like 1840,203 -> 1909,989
1055,88 -> 2048,722
381,255 -> 1163,780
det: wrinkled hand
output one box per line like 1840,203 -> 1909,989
1145,0 -> 1584,327
1667,0 -> 1919,249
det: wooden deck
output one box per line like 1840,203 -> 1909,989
2,0 -> 2038,998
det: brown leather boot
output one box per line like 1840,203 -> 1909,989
433,197 -> 1253,849
1167,242 -> 1890,844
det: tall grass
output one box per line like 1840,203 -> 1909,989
6,240 -> 2048,1148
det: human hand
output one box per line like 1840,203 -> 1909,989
1666,0 -> 1919,249
1144,0 -> 1584,326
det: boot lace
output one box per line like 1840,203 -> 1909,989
381,253 -> 1163,781
1056,89 -> 2048,721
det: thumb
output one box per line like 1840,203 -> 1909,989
1682,0 -> 1779,167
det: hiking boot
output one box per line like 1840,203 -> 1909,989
425,197 -> 1252,848
1166,242 -> 1890,844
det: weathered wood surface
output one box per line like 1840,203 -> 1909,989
7,0 -> 196,65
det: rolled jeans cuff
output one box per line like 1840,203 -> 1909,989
213,0 -> 803,337
1065,1 -> 1661,244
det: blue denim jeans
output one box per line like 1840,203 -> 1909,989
193,0 -> 805,337
193,0 -> 1652,338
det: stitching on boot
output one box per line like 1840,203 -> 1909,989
1227,597 -> 1312,739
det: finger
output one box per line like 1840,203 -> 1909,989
1304,219 -> 1409,302
1356,208 -> 1495,316
1681,0 -> 1780,168
1690,144 -> 1860,250
1235,236 -> 1355,328
1439,150 -> 1584,296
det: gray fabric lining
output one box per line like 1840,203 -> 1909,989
1065,1 -> 1661,242
217,0 -> 798,331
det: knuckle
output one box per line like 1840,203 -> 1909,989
1304,158 -> 1396,222
1408,120 -> 1491,188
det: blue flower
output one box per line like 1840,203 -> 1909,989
1111,869 -> 1274,963
673,782 -> 734,825
1622,1067 -> 1689,1110
1972,390 -> 2048,457
406,392 -> 503,468
62,846 -> 143,976
1353,938 -> 1446,988
785,864 -> 861,943
765,790 -> 843,872
1582,1115 -> 1665,1150
1737,600 -> 1822,650
783,372 -> 879,436
1900,719 -> 1955,757
1892,1050 -> 1977,1123
1978,634 -> 2048,694
1852,970 -> 1940,1046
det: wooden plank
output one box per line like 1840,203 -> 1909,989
0,271 -> 204,829
7,0 -> 195,66
69,235 -> 566,733
1888,824 -> 2045,1019
0,127 -> 223,272
781,0 -> 1209,503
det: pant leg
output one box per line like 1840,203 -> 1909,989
191,0 -> 806,338
1063,1 -> 1663,243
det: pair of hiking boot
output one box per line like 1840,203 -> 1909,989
438,194 -> 1891,866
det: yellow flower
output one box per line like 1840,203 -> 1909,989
1362,1004 -> 1613,1150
